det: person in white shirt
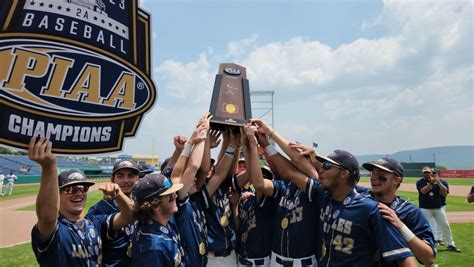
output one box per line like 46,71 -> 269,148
0,171 -> 4,195
2,170 -> 18,196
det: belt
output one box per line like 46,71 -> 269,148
238,255 -> 266,265
275,255 -> 314,266
211,247 -> 233,257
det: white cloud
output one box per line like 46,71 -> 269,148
129,0 -> 473,156
153,53 -> 214,103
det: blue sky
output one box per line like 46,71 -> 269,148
125,0 -> 473,160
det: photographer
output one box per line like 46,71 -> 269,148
416,167 -> 461,252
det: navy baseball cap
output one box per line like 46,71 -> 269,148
137,163 -> 155,178
58,170 -> 95,189
113,159 -> 139,176
363,158 -> 404,178
316,150 -> 360,181
160,158 -> 171,173
238,157 -> 245,163
134,173 -> 183,204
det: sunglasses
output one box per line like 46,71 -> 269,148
60,185 -> 90,194
322,161 -> 346,171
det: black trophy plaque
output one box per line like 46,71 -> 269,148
209,63 -> 252,129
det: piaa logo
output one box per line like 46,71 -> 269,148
0,0 -> 156,154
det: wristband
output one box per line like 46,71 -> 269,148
400,224 -> 415,242
225,146 -> 236,157
181,143 -> 192,157
265,144 -> 278,156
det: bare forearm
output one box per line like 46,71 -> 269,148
420,184 -> 432,194
407,237 -> 435,266
36,163 -> 59,224
179,141 -> 205,198
113,190 -> 134,230
397,256 -> 417,267
437,182 -> 448,197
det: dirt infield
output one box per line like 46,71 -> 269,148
0,183 -> 472,248
0,183 -> 106,248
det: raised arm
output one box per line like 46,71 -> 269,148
28,137 -> 58,243
177,115 -> 209,199
170,135 -> 190,185
244,124 -> 274,197
196,121 -> 220,189
251,119 -> 318,178
206,129 -> 240,196
164,135 -> 187,172
99,183 -> 134,231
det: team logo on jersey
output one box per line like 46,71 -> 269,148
89,228 -> 96,238
160,226 -> 169,234
0,0 -> 155,154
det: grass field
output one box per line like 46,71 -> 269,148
0,179 -> 109,202
359,177 -> 474,186
396,191 -> 474,212
1,223 -> 472,266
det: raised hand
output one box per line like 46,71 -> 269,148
190,124 -> 208,144
28,137 -> 56,168
173,135 -> 187,150
209,129 -> 222,149
255,132 -> 270,148
244,124 -> 258,146
289,142 -> 316,156
99,183 -> 121,200
249,119 -> 273,136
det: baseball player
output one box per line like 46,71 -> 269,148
87,159 -> 140,266
363,158 -> 436,266
202,129 -> 242,266
132,173 -> 185,266
169,113 -> 211,267
2,170 -> 18,196
244,123 -> 320,266
0,171 -> 4,195
289,142 -> 417,266
233,128 -> 276,267
28,137 -> 135,267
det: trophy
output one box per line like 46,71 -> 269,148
209,63 -> 252,129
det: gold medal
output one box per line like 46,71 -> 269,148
199,242 -> 206,255
322,242 -> 327,257
281,218 -> 289,229
429,192 -> 434,196
220,215 -> 229,227
126,243 -> 132,257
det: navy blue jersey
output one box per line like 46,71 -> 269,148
31,213 -> 115,267
132,217 -> 184,267
375,196 -> 436,266
175,193 -> 208,267
201,185 -> 237,254
306,179 -> 413,266
87,199 -> 136,266
271,179 -> 320,258
236,187 -> 275,259
416,178 -> 449,209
